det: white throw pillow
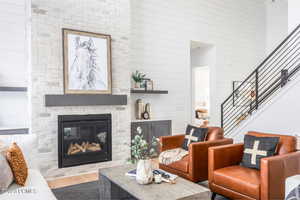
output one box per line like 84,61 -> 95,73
0,154 -> 13,194
0,134 -> 39,170
0,141 -> 8,156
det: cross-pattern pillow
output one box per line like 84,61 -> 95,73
182,125 -> 208,150
286,184 -> 300,200
241,135 -> 279,170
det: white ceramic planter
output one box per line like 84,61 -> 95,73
134,82 -> 141,88
136,159 -> 153,184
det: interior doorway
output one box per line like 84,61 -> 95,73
190,41 -> 214,126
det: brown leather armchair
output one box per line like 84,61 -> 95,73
159,127 -> 233,182
209,131 -> 300,200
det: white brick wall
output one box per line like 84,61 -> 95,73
130,0 -> 266,132
30,0 -> 131,178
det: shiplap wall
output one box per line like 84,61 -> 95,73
288,0 -> 300,32
0,0 -> 30,128
265,0 -> 288,54
131,0 -> 266,132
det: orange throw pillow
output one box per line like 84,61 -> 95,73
6,142 -> 28,186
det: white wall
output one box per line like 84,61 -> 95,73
131,0 -> 266,132
190,45 -> 215,67
230,73 -> 300,142
192,66 -> 210,111
288,0 -> 300,32
0,0 -> 30,128
265,0 -> 288,54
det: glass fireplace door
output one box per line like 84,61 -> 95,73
59,120 -> 111,167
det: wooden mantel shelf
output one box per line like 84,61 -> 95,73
45,94 -> 127,107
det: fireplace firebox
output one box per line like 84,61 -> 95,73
58,114 -> 112,168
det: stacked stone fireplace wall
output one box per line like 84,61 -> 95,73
30,0 -> 131,179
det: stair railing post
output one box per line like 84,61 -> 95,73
255,69 -> 259,110
281,69 -> 289,87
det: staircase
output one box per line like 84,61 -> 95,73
221,24 -> 300,136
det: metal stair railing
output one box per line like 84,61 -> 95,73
221,24 -> 300,136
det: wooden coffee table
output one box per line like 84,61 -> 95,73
99,165 -> 210,200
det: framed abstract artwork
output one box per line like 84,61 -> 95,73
63,29 -> 112,94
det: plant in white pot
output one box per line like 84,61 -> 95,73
131,70 -> 146,89
129,128 -> 158,185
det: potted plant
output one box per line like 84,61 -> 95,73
129,127 -> 158,184
132,71 -> 146,89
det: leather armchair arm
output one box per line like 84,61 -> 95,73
189,138 -> 233,181
260,151 -> 300,200
208,143 -> 244,183
159,134 -> 185,152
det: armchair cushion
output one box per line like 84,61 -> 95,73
213,165 -> 260,199
166,155 -> 189,173
242,135 -> 279,169
182,125 -> 207,150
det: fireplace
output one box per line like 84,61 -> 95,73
58,114 -> 112,168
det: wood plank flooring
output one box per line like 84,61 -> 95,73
48,159 -> 158,189
47,172 -> 98,189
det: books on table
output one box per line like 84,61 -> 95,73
125,169 -> 137,177
125,169 -> 178,183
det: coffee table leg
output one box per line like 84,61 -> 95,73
99,174 -> 111,200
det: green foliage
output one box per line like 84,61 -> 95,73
128,132 -> 159,164
132,70 -> 146,83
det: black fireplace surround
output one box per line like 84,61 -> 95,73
58,114 -> 112,168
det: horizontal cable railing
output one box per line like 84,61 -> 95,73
221,24 -> 300,136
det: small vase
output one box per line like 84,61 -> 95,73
136,159 -> 153,184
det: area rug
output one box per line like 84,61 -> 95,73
52,180 -> 229,200
52,181 -> 100,200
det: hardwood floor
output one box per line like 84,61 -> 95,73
47,172 -> 98,189
48,159 -> 158,189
